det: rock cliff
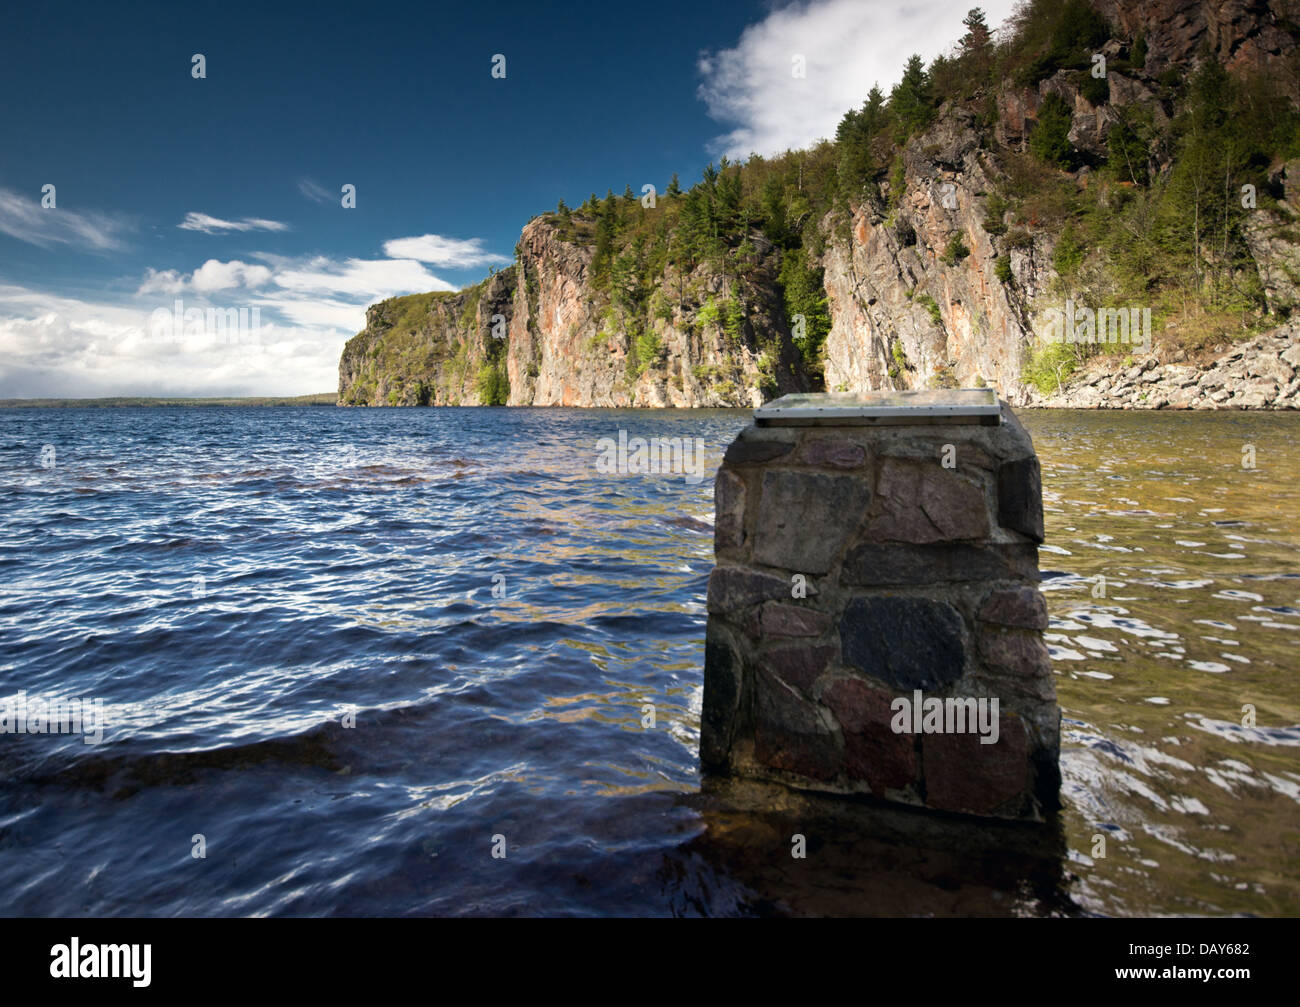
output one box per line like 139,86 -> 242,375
339,217 -> 805,408
339,0 -> 1300,409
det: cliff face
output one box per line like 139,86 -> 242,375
1094,0 -> 1300,102
338,269 -> 516,406
339,0 -> 1300,409
340,217 -> 806,407
821,110 -> 1053,405
338,149 -> 1055,410
511,218 -> 803,407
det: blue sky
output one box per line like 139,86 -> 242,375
0,0 -> 1015,397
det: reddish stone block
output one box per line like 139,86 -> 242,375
978,586 -> 1048,630
923,715 -> 1029,815
869,458 -> 990,543
823,678 -> 917,793
761,602 -> 832,638
753,672 -> 841,780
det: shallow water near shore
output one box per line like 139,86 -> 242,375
0,405 -> 1296,916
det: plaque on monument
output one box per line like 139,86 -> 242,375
755,388 -> 1002,426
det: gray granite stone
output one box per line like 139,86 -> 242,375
840,596 -> 966,690
753,469 -> 870,573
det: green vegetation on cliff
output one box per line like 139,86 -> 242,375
536,1 -> 1298,365
340,2 -> 1300,406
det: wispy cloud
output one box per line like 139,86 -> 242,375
382,234 -> 510,269
297,179 -> 333,204
134,250 -> 455,333
178,212 -> 289,235
0,186 -> 131,252
271,255 -> 455,298
697,0 -> 1018,159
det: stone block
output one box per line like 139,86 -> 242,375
797,437 -> 867,469
760,602 -> 832,638
978,586 -> 1048,630
869,458 -> 990,543
701,627 -> 743,770
715,468 -> 746,552
753,469 -> 870,573
823,677 -> 917,793
760,643 -> 837,693
706,566 -> 790,616
979,627 -> 1051,678
923,715 -> 1029,816
724,438 -> 793,465
840,596 -> 966,690
842,542 -> 1039,586
997,456 -> 1044,542
753,671 -> 841,780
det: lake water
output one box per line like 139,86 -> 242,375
1,406 -> 1296,916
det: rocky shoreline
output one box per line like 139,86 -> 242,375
1026,319 -> 1300,410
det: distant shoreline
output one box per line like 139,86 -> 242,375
0,393 -> 337,408
3,393 -> 1297,411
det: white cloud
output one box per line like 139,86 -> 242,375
297,179 -> 333,204
249,295 -> 369,332
0,186 -> 131,252
137,259 -> 272,295
192,259 -> 272,292
0,284 -> 341,398
697,0 -> 1019,158
177,212 -> 289,234
272,256 -> 455,298
4,234 -> 489,397
137,268 -> 187,295
382,234 -> 510,269
139,252 -> 441,299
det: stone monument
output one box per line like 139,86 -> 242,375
701,389 -> 1060,821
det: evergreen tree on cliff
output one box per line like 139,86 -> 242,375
891,55 -> 933,142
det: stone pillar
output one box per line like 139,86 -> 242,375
702,401 -> 1060,821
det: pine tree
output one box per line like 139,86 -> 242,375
666,172 -> 681,196
592,191 -> 619,286
836,85 -> 885,200
890,55 -> 934,142
1029,92 -> 1075,168
1131,33 -> 1147,68
961,8 -> 991,53
716,168 -> 742,232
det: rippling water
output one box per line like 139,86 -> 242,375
1,406 -> 1296,916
